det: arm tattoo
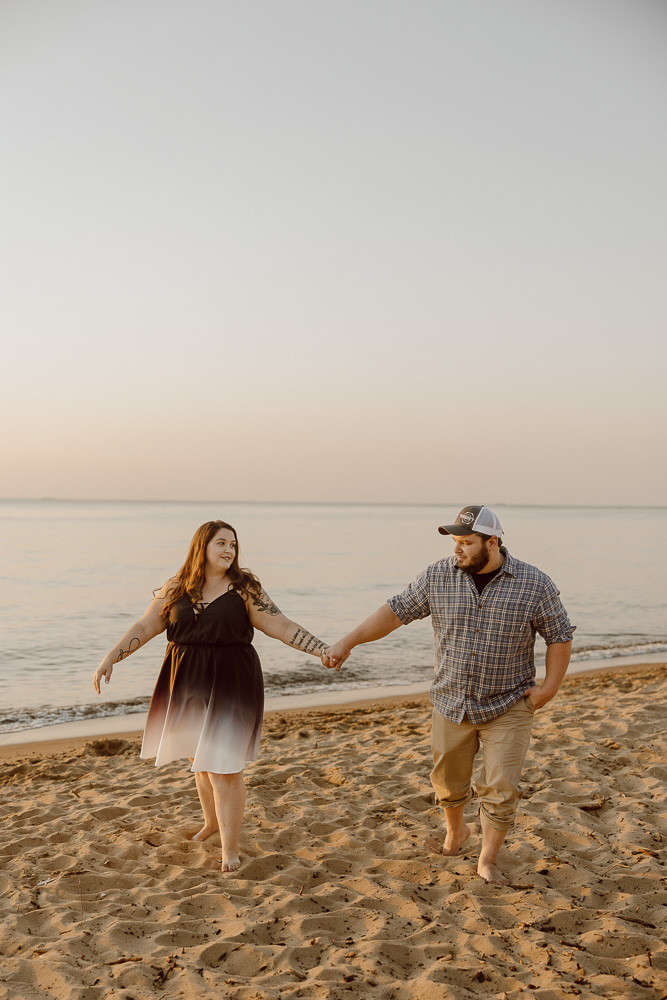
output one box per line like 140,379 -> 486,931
289,628 -> 327,655
116,637 -> 141,662
252,592 -> 282,616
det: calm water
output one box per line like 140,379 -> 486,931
1,500 -> 665,733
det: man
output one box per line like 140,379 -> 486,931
324,504 -> 575,884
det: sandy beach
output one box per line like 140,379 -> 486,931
1,662 -> 665,1000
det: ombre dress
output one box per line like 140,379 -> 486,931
141,590 -> 264,774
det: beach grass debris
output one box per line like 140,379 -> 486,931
577,796 -> 605,811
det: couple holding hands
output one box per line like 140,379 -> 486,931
94,507 -> 574,882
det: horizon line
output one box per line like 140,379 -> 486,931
1,498 -> 666,511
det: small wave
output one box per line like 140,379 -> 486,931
2,640 -> 665,735
265,677 -> 428,700
0,697 -> 150,735
571,641 -> 667,662
0,678 -> 429,735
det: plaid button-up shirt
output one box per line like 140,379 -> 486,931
387,547 -> 575,724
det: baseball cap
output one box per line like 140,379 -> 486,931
438,505 -> 504,537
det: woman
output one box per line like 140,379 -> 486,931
93,519 -> 336,872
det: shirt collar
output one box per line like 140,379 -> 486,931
498,545 -> 517,577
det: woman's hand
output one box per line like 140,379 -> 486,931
93,661 -> 113,694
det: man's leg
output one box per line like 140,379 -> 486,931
478,820 -> 509,884
430,709 -> 478,854
441,805 -> 471,855
476,698 -> 534,883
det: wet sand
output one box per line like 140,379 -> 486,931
1,662 -> 665,999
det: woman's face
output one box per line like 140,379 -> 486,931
205,528 -> 237,574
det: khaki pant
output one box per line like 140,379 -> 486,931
430,697 -> 535,830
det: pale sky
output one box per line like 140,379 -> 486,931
2,0 -> 666,505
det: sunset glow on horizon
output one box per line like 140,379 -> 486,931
2,0 -> 665,506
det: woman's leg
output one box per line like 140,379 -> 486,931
208,771 -> 246,871
188,759 -> 218,841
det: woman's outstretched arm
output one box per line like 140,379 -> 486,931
246,589 -> 336,668
93,580 -> 173,693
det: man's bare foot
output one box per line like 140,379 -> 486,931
221,853 -> 241,872
478,859 -> 510,884
442,822 -> 471,856
424,823 -> 471,856
185,824 -> 218,842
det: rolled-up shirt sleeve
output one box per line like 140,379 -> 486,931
387,569 -> 431,625
532,584 -> 576,645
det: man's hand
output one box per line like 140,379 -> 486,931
523,684 -> 557,710
322,640 -> 352,670
526,641 -> 572,710
319,646 -> 340,671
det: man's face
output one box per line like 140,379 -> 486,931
453,533 -> 492,574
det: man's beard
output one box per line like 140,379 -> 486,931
458,543 -> 491,575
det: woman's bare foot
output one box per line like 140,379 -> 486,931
185,824 -> 218,842
221,853 -> 241,872
478,859 -> 510,884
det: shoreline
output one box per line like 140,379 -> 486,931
1,657 -> 663,762
1,651 -> 664,751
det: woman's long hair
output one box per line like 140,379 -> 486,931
160,520 -> 262,621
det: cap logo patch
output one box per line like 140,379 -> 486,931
460,511 -> 475,525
